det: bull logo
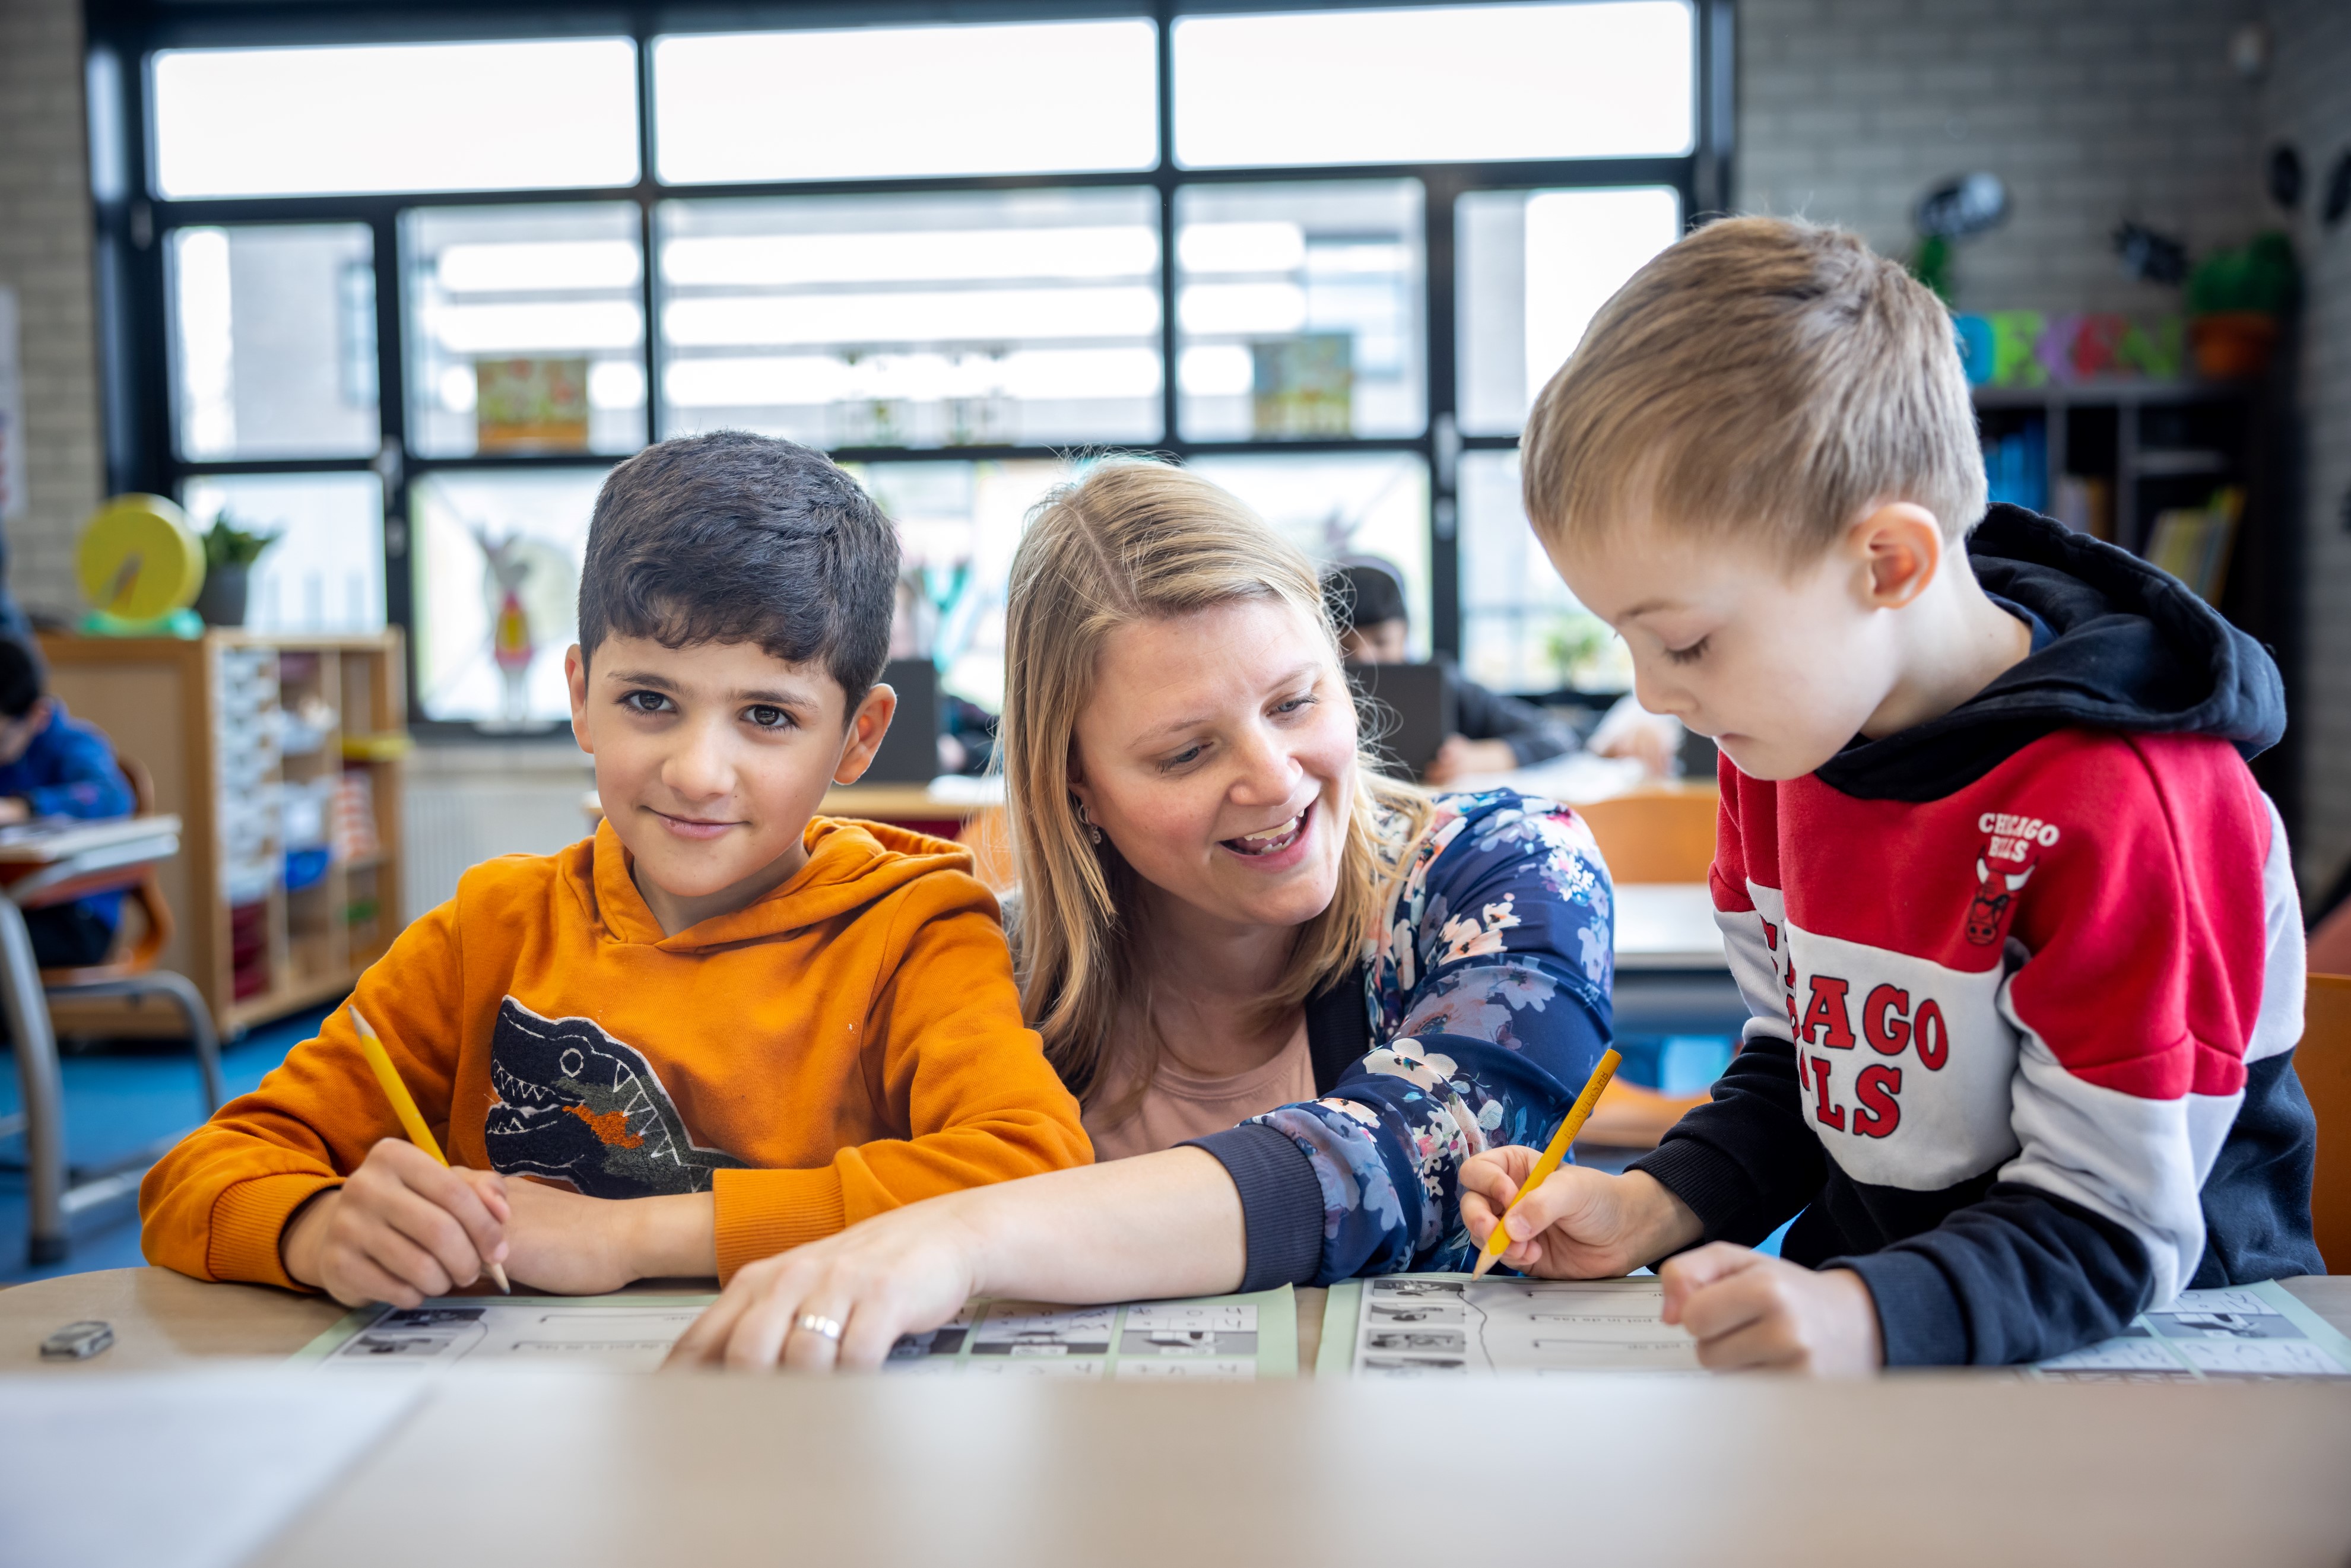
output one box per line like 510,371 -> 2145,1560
1965,857 -> 2033,945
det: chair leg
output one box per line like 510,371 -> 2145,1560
45,970 -> 227,1116
0,898 -> 69,1265
148,969 -> 224,1114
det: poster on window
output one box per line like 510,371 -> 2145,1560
474,356 -> 590,455
1251,333 -> 1353,439
0,288 -> 25,523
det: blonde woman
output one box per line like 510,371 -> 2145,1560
672,462 -> 1615,1370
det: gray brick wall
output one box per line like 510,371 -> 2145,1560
0,0 -> 100,619
2263,0 -> 2351,906
1740,0 -> 2348,900
1739,0 -> 2270,312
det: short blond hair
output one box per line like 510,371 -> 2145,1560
1001,460 -> 1431,1105
1521,216 -> 1985,561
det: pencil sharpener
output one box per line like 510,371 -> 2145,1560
40,1320 -> 114,1360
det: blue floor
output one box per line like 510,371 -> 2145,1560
0,1005 -> 328,1286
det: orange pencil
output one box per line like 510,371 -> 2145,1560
1470,1048 -> 1622,1281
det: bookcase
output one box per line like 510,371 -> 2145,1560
37,630 -> 409,1037
1970,379 -> 2298,813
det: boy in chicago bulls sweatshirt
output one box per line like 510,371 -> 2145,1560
1458,217 -> 2318,1368
143,433 -> 1088,1306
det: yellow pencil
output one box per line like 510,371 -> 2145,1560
1470,1048 -> 1623,1281
348,1004 -> 510,1294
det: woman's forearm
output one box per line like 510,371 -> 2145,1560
960,1147 -> 1248,1304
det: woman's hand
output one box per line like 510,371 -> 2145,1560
667,1150 -> 1248,1372
665,1195 -> 992,1372
280,1138 -> 508,1307
1458,1149 -> 1701,1278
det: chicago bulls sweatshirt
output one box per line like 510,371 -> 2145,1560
141,817 -> 1090,1288
1630,505 -> 2320,1365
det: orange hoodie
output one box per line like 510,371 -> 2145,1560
140,817 -> 1091,1288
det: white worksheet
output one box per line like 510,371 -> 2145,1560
886,1288 -> 1296,1378
1321,1274 -> 1700,1376
299,1297 -> 715,1371
1319,1275 -> 2351,1379
298,1287 -> 1298,1378
2029,1281 -> 2351,1382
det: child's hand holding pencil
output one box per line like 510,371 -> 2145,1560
277,1007 -> 513,1308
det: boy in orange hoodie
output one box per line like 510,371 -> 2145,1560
141,432 -> 1090,1306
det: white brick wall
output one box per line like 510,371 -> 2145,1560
2262,0 -> 2351,904
0,0 -> 101,618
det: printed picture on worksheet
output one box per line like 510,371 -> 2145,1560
1351,1275 -> 1699,1376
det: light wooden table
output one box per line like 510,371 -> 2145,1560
5,1268 -> 2340,1374
5,1270 -> 2351,1566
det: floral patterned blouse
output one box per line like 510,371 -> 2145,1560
1232,788 -> 1614,1283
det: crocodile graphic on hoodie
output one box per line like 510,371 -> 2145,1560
485,997 -> 745,1197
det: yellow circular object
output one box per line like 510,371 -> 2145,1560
78,494 -> 207,621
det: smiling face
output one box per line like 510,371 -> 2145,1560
1547,516 -> 1905,782
1068,597 -> 1358,941
567,634 -> 894,934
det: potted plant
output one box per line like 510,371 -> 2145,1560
193,512 -> 279,627
2186,231 -> 2299,380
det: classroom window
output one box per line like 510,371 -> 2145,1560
1170,2 -> 1696,170
1455,186 -> 1683,437
410,469 -> 605,726
1457,449 -> 1627,694
1176,182 -> 1425,442
402,204 -> 648,459
1188,452 -> 1433,660
652,20 -> 1159,185
658,189 -> 1163,449
845,459 -> 1080,711
150,40 -> 640,199
167,223 -> 380,462
179,472 -> 387,635
113,6 -> 1725,734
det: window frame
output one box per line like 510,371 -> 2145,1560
87,0 -> 1737,737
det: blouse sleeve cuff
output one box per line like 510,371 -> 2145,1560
1183,1123 -> 1325,1292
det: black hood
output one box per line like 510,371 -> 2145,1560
1814,504 -> 2285,802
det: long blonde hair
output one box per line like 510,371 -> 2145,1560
1001,460 -> 1434,1104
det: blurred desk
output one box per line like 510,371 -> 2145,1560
580,780 -> 1013,890
822,776 -> 1002,824
7,1268 -> 2351,1567
1614,883 -> 1726,972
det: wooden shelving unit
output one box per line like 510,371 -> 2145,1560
1971,376 -> 2298,820
39,630 -> 409,1037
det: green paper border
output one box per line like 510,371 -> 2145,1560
1316,1280 -> 1364,1377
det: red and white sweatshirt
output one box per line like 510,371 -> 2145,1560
1631,507 -> 2320,1365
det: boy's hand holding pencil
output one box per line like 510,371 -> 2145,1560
1461,1132 -> 1886,1374
278,1007 -> 513,1309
